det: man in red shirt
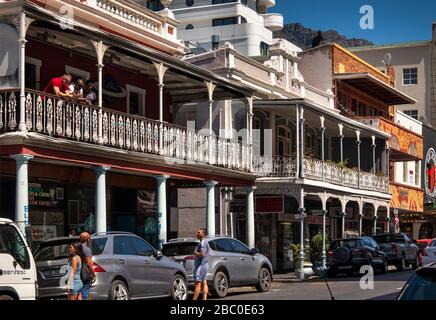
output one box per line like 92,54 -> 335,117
43,74 -> 73,98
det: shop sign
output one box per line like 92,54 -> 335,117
256,196 -> 284,213
29,183 -> 64,208
390,184 -> 423,212
425,148 -> 436,200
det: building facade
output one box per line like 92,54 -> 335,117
0,0 -> 258,251
350,41 -> 433,125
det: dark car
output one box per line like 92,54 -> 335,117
373,233 -> 420,270
397,263 -> 436,300
327,237 -> 388,277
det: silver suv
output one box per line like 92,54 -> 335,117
35,232 -> 188,300
162,236 -> 273,298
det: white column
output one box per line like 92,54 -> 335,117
206,82 -> 216,164
246,186 -> 256,248
341,198 -> 346,238
247,97 -> 254,172
155,175 -> 169,250
11,154 -> 33,237
299,106 -> 305,178
297,188 -> 306,280
356,130 -> 361,188
359,202 -> 363,236
18,12 -> 27,132
153,63 -> 168,155
320,116 -> 325,180
321,192 -> 327,269
95,166 -> 110,233
91,41 -> 109,145
204,181 -> 218,236
338,124 -> 344,163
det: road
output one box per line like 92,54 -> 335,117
213,269 -> 414,300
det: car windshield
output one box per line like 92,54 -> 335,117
398,268 -> 436,300
331,239 -> 361,250
34,241 -> 76,262
162,242 -> 198,257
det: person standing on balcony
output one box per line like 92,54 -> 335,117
69,78 -> 85,103
83,80 -> 97,105
43,74 -> 73,98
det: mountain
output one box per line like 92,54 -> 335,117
274,23 -> 373,50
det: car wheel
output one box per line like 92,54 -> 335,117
255,267 -> 271,292
109,280 -> 129,300
397,255 -> 406,271
0,295 -> 14,300
411,254 -> 420,270
213,271 -> 229,298
171,275 -> 188,300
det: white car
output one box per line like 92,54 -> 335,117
0,218 -> 37,300
423,239 -> 436,266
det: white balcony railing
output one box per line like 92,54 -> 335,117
0,89 -> 251,173
254,156 -> 390,193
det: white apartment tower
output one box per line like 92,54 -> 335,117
140,0 -> 284,56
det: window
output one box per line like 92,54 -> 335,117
186,24 -> 194,30
212,17 -> 238,27
0,225 -> 31,269
260,42 -> 269,56
147,0 -> 164,11
403,162 -> 408,183
25,57 -> 42,90
229,239 -> 251,254
404,110 -> 419,120
212,239 -> 233,252
126,84 -> 146,117
130,237 -> 155,256
403,68 -> 418,85
90,238 -> 107,256
113,236 -> 136,255
65,65 -> 90,82
241,16 -> 247,24
186,0 -> 194,6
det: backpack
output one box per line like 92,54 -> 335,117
78,243 -> 93,283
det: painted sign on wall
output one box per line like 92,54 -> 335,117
390,183 -> 423,212
425,148 -> 436,201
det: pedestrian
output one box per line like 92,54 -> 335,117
43,74 -> 73,98
193,228 -> 210,300
66,242 -> 83,300
78,232 -> 96,300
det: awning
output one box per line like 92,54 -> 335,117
334,73 -> 416,105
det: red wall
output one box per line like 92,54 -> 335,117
27,39 -> 172,121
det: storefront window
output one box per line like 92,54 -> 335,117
137,190 -> 157,247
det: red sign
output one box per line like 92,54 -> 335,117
256,196 -> 284,213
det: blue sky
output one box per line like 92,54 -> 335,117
274,0 -> 436,44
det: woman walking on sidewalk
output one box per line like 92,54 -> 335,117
66,243 -> 83,300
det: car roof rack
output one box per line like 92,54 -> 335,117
91,231 -> 135,236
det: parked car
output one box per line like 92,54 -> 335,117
0,218 -> 37,300
397,263 -> 436,300
327,237 -> 388,277
35,232 -> 188,300
34,236 -> 79,299
373,233 -> 420,270
422,239 -> 436,266
162,235 -> 273,298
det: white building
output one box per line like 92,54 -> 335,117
141,0 -> 284,57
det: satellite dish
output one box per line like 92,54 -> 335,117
382,53 -> 392,66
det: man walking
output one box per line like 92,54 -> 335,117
193,228 -> 210,300
79,232 -> 95,300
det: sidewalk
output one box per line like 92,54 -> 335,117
273,272 -> 321,283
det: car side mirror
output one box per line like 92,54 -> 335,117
155,250 -> 163,259
250,248 -> 259,255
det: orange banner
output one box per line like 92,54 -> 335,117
379,118 -> 423,159
390,184 -> 423,212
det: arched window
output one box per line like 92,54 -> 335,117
186,24 -> 194,30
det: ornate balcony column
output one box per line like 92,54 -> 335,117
373,205 -> 379,236
153,62 -> 168,155
385,140 -> 390,180
6,13 -> 34,132
372,136 -> 377,176
11,154 -> 33,238
204,181 -> 218,236
356,130 -> 361,188
341,197 -> 347,238
338,124 -> 344,163
91,41 -> 109,145
95,166 -> 110,233
155,175 -> 169,250
299,106 -> 305,178
359,201 -> 364,236
320,116 -> 326,181
297,188 -> 306,280
206,81 -> 216,164
246,186 -> 256,249
246,97 -> 254,172
321,191 -> 328,269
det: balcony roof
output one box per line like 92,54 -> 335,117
253,98 -> 391,139
334,73 -> 416,105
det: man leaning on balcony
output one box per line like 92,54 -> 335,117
42,74 -> 73,98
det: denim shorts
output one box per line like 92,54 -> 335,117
194,263 -> 208,282
69,280 -> 83,294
